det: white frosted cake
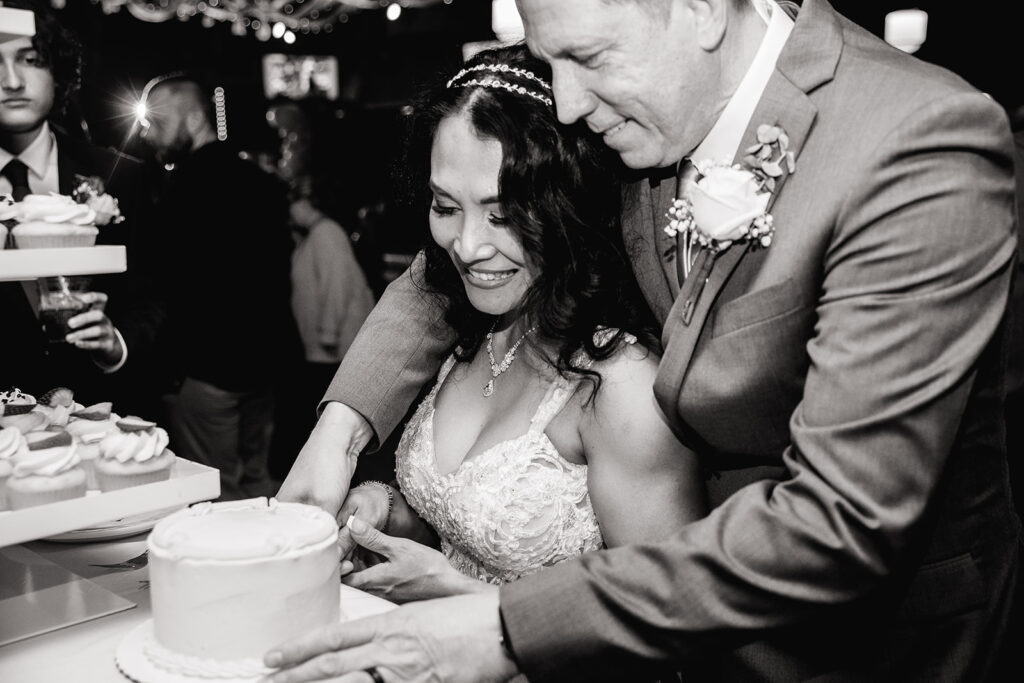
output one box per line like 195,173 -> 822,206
145,497 -> 340,678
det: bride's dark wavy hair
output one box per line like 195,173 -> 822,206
402,44 -> 659,395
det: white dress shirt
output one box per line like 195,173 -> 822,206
690,0 -> 795,165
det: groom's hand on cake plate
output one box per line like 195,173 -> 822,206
278,402 -> 374,519
262,588 -> 519,683
341,516 -> 485,603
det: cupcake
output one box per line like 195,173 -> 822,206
95,417 -> 174,491
0,388 -> 36,415
66,404 -> 121,490
0,410 -> 47,433
6,432 -> 87,509
32,387 -> 84,428
9,194 -> 98,248
0,427 -> 28,511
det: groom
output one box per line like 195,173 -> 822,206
274,0 -> 1020,680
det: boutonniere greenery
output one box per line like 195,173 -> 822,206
72,174 -> 125,226
665,124 -> 795,278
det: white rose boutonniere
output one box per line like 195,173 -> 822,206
686,162 -> 771,248
72,174 -> 125,226
665,124 -> 795,278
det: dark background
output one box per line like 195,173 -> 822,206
50,0 -> 1020,259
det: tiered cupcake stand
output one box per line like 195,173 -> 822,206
0,245 -> 220,647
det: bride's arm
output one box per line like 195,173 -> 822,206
580,346 -> 708,547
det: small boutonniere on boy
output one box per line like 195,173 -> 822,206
72,174 -> 125,226
665,124 -> 796,280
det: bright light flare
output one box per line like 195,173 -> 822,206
134,101 -> 149,128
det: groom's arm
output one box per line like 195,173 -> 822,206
499,93 -> 1017,679
278,252 -> 455,517
318,252 -> 453,443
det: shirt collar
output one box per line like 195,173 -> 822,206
0,122 -> 54,180
689,0 -> 794,165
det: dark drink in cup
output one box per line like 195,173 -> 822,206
36,275 -> 93,344
40,302 -> 91,343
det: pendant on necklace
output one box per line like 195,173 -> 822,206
482,379 -> 495,397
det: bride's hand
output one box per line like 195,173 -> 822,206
336,484 -> 392,565
341,516 -> 484,603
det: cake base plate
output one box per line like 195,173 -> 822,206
117,620 -> 266,683
117,587 -> 398,682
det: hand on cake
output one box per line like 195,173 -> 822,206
340,516 -> 484,603
63,291 -> 124,366
262,588 -> 517,683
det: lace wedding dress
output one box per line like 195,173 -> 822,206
395,334 -> 633,584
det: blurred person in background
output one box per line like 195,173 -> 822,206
139,74 -> 301,500
264,101 -> 375,479
0,0 -> 162,416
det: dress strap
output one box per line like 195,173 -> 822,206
528,374 -> 579,434
527,329 -> 637,434
430,354 -> 459,399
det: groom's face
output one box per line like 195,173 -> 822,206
518,0 -> 720,170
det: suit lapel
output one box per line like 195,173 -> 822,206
623,168 -> 678,322
651,172 -> 682,299
653,0 -> 842,435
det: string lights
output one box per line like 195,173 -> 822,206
78,1 -> 450,41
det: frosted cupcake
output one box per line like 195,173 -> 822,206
32,387 -> 85,429
66,404 -> 121,490
6,432 -> 87,509
95,417 -> 174,491
10,194 -> 98,248
0,427 -> 29,511
0,410 -> 46,433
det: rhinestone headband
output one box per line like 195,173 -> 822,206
446,63 -> 553,107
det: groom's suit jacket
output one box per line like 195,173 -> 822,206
322,1 -> 1020,679
0,131 -> 164,413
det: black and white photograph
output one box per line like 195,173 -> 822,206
0,1 -> 1021,681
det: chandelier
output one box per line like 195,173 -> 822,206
73,0 -> 450,40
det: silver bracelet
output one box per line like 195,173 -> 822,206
356,480 -> 393,533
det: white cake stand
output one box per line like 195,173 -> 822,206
117,586 -> 399,683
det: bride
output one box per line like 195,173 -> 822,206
335,45 -> 706,600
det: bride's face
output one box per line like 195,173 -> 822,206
428,112 -> 536,317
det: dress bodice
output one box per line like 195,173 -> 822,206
395,340 -> 621,584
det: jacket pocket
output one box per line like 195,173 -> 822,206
711,277 -> 811,338
894,552 -> 986,620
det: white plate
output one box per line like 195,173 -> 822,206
44,505 -> 185,543
116,587 -> 398,682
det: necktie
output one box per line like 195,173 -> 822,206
2,158 -> 31,201
675,158 -> 699,284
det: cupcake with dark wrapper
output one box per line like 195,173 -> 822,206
96,418 -> 174,491
6,432 -> 87,509
0,388 -> 36,416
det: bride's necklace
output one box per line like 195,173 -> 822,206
483,321 -> 537,397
